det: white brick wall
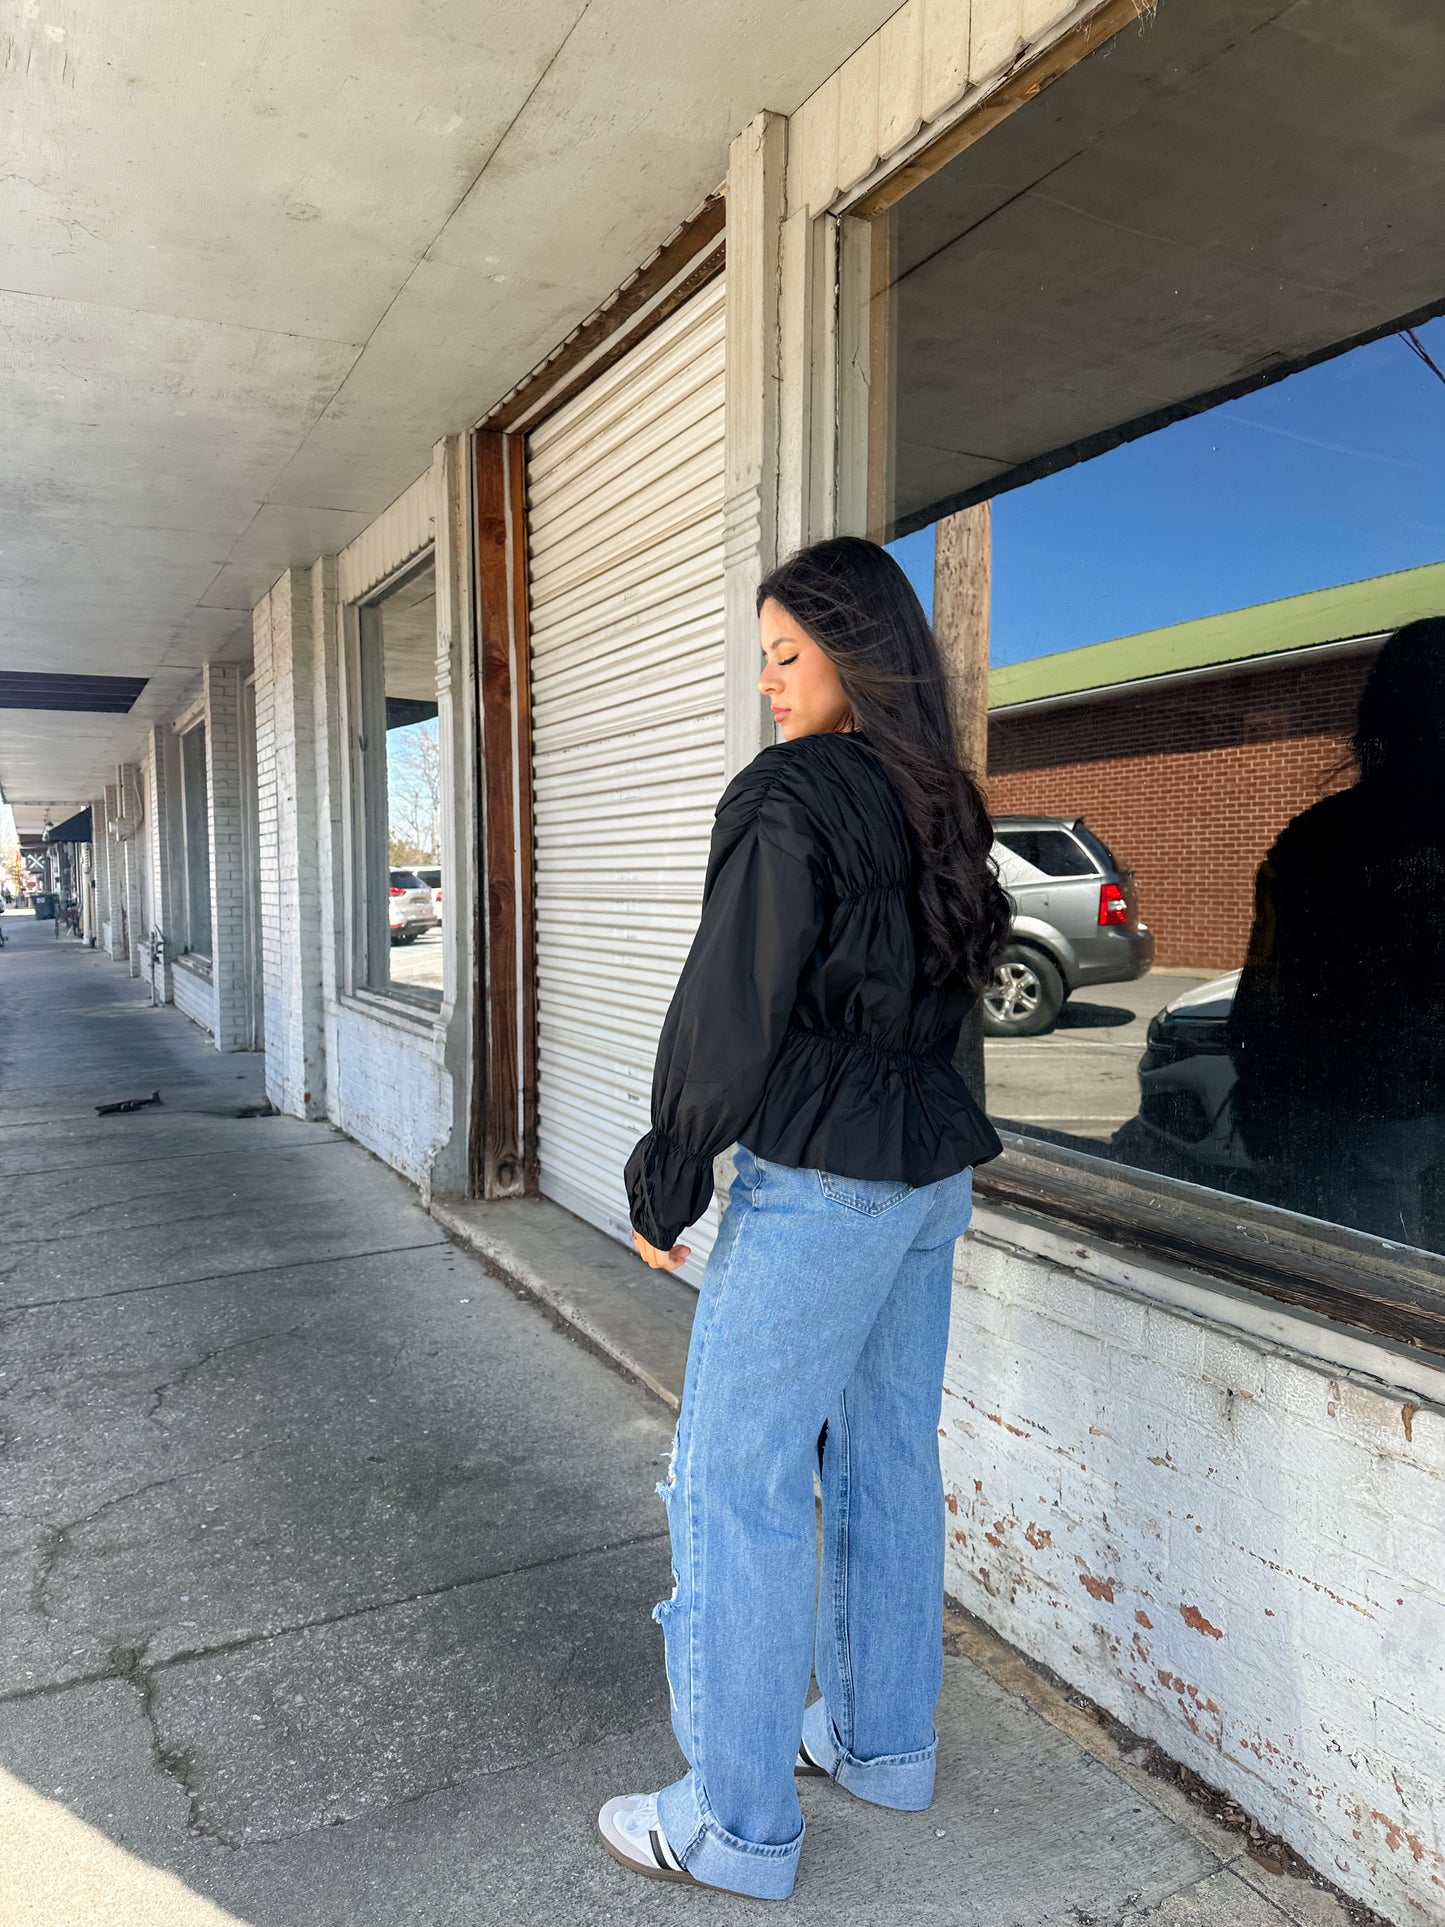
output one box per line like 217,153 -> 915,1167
171,960 -> 217,1036
329,1003 -> 454,1189
248,463 -> 469,1196
941,1216 -> 1445,1926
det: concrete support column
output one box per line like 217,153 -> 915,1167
934,503 -> 991,783
101,783 -> 126,960
427,435 -> 474,1201
253,569 -> 326,1117
933,504 -> 992,1108
145,724 -> 177,1002
92,793 -> 111,942
204,662 -> 250,1052
309,556 -> 343,1081
723,110 -> 788,780
116,762 -> 144,977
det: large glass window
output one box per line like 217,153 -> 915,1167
178,720 -> 211,963
870,0 -> 1445,1257
354,554 -> 444,1002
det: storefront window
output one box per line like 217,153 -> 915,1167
867,0 -> 1445,1255
354,554 -> 445,1002
178,720 -> 211,963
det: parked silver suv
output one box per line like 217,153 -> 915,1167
985,816 -> 1154,1036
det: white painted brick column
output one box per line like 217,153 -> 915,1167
91,793 -> 111,940
204,662 -> 250,1052
116,762 -> 144,978
101,782 -> 126,960
144,725 -> 177,1002
309,556 -> 343,1086
253,570 -> 326,1117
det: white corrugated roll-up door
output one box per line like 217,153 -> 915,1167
527,278 -> 727,1279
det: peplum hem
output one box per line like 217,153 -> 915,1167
625,1023 -> 1001,1251
745,1023 -> 1003,1187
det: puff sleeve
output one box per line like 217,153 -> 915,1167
624,750 -> 827,1249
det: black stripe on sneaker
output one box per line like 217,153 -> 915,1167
798,1739 -> 823,1772
649,1826 -> 687,1873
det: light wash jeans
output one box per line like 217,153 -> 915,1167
652,1145 -> 975,1900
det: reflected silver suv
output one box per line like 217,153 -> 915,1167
388,868 -> 438,945
985,816 -> 1154,1036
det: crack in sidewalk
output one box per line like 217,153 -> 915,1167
0,1236 -> 451,1315
29,1459 -> 251,1620
8,1524 -> 670,1696
5,1527 -> 671,1846
144,1326 -> 307,1423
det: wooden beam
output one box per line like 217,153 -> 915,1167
863,211 -> 892,543
471,430 -> 535,1197
508,433 -> 539,1189
933,503 -> 992,1107
483,198 -> 725,436
933,501 -> 991,782
977,1133 -> 1445,1359
852,0 -> 1152,222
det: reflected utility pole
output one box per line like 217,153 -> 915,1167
933,501 -> 991,1110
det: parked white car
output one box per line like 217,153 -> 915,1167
413,865 -> 442,919
388,869 -> 438,944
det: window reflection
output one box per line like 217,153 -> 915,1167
356,556 -> 445,1002
980,610 -> 1445,1255
1225,622 -> 1445,1246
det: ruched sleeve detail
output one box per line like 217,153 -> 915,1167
625,749 -> 828,1249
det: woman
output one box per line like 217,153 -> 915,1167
597,537 -> 1009,1900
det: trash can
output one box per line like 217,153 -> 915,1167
31,893 -> 57,919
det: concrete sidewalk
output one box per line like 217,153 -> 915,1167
0,918 -> 1351,1926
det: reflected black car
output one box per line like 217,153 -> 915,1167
1127,971 -> 1250,1171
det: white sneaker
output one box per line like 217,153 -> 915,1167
795,1738 -> 828,1777
597,1793 -> 701,1886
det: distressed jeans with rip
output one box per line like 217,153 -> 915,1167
651,1145 -> 975,1900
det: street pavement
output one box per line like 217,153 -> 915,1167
386,924 -> 444,994
0,918 -> 1340,1926
985,971 -> 1216,1145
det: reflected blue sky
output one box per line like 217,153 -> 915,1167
890,315 -> 1445,666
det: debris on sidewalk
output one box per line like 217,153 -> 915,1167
94,1089 -> 163,1115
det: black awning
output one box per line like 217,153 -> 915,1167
45,806 -> 93,844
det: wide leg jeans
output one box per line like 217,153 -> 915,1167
652,1146 -> 975,1899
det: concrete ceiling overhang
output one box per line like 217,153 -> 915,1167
885,0 -> 1445,534
0,0 -> 902,809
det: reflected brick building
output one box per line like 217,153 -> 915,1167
986,564 -> 1445,969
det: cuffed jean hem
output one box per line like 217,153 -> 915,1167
655,1769 -> 803,1900
801,1697 -> 937,1811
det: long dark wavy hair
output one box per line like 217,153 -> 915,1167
757,536 -> 1010,992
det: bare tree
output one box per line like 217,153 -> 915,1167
386,720 -> 443,861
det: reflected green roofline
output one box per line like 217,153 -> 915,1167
988,562 -> 1445,710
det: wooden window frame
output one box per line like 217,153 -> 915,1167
341,545 -> 444,1015
177,717 -> 212,967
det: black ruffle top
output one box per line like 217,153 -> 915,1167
625,733 -> 1001,1250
